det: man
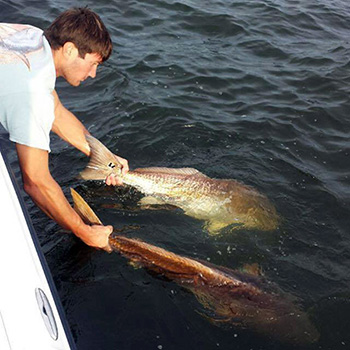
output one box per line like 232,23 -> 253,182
0,8 -> 128,251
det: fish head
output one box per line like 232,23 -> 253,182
194,283 -> 319,345
265,310 -> 320,345
244,293 -> 320,345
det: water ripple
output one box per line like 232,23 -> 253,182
2,0 -> 350,348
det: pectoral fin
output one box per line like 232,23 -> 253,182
204,220 -> 231,235
204,220 -> 245,235
138,196 -> 166,206
138,197 -> 179,211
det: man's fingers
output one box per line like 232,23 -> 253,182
103,244 -> 113,253
105,174 -> 123,186
105,152 -> 129,185
103,225 -> 113,252
114,155 -> 129,175
121,160 -> 129,175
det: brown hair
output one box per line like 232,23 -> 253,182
44,7 -> 112,62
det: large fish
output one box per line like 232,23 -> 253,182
79,135 -> 280,234
70,188 -> 319,345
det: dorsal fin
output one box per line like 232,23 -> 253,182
133,167 -> 207,177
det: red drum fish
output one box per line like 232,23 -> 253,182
79,135 -> 279,234
70,188 -> 318,345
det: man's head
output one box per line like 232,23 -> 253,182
45,7 -> 112,86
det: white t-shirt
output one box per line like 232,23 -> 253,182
0,23 -> 56,151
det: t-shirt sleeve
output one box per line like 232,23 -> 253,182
1,91 -> 55,152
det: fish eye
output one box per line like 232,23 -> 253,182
108,162 -> 116,169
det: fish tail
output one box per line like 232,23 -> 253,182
70,188 -> 103,225
78,135 -> 122,180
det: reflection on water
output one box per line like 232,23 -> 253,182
1,0 -> 350,349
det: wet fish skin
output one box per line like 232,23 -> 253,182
79,135 -> 280,234
108,234 -> 319,345
70,188 -> 319,345
108,234 -> 243,287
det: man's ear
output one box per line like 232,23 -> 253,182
62,42 -> 79,59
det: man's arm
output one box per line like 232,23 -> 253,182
51,89 -> 91,155
16,143 -> 112,250
51,90 -> 129,185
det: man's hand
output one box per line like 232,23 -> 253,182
75,224 -> 113,252
105,154 -> 129,186
16,144 -> 114,252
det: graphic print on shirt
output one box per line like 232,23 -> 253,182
0,23 -> 44,70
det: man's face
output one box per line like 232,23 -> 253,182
62,50 -> 102,87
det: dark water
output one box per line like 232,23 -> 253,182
1,0 -> 350,349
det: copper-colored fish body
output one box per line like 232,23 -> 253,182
70,188 -> 319,345
79,136 -> 280,234
109,234 -> 253,289
127,170 -> 279,231
109,234 -> 319,345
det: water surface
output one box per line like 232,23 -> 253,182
1,0 -> 350,349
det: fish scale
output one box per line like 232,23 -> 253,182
79,135 -> 280,234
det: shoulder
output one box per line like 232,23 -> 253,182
0,23 -> 55,96
0,23 -> 44,63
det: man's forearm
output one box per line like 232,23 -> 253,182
16,143 -> 85,234
51,107 -> 91,156
51,90 -> 91,156
16,140 -> 112,250
24,172 -> 85,234
24,171 -> 112,250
